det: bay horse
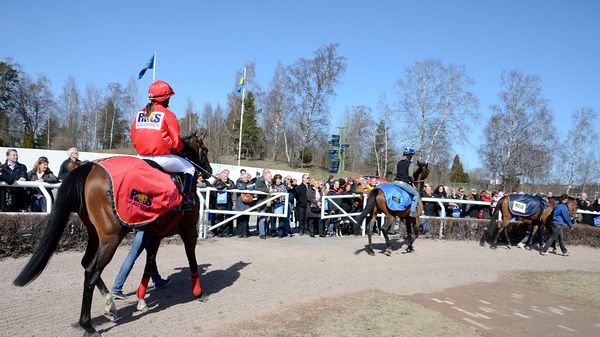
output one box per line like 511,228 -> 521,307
480,195 -> 579,249
14,131 -> 212,337
355,162 -> 429,256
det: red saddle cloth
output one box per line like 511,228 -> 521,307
92,156 -> 182,227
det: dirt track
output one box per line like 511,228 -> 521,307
1,236 -> 598,337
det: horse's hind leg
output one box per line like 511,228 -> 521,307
491,221 -> 507,249
367,219 -> 376,256
382,216 -> 394,256
79,234 -> 122,337
503,225 -> 512,248
80,223 -> 122,322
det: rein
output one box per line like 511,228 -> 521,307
182,156 -> 217,179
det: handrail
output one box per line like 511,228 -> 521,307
0,181 -> 61,213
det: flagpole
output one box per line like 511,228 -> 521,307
152,51 -> 156,82
236,66 -> 247,168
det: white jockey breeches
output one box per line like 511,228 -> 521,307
138,154 -> 195,175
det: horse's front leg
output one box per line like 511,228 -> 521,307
180,221 -> 208,301
135,235 -> 162,312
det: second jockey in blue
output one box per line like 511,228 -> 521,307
392,147 -> 420,217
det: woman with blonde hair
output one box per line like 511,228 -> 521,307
27,156 -> 59,212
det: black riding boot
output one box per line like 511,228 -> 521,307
181,173 -> 195,211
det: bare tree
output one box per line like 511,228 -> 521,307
287,43 -> 347,166
561,107 -> 598,193
262,61 -> 294,163
180,97 -> 200,135
12,73 -> 54,148
123,76 -> 139,147
396,59 -> 479,164
81,83 -> 103,150
342,105 -> 374,172
479,70 -> 556,189
59,76 -> 81,147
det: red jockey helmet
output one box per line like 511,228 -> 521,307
148,80 -> 175,103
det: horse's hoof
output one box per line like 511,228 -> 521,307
405,247 -> 414,253
367,249 -> 375,256
136,299 -> 149,313
385,250 -> 392,257
197,292 -> 209,302
103,311 -> 117,322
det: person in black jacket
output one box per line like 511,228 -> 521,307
392,147 -> 420,217
1,149 -> 28,211
294,174 -> 310,235
58,147 -> 82,180
577,193 -> 594,226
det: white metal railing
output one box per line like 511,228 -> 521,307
2,182 -> 599,237
0,181 -> 61,213
196,187 -> 289,239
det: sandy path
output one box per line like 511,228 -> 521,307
0,236 -> 598,337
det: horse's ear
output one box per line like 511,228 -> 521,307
196,128 -> 207,141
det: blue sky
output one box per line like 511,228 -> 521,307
3,0 -> 599,170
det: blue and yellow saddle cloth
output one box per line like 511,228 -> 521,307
508,194 -> 543,217
378,183 -> 411,211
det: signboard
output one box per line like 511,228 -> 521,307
329,160 -> 340,173
341,144 -> 350,149
328,150 -> 339,160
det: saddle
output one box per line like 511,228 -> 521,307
92,156 -> 183,227
508,194 -> 543,217
378,183 -> 412,211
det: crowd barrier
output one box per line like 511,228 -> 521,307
2,181 -> 599,240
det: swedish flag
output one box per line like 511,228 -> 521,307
236,76 -> 245,96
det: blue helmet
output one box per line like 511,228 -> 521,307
403,147 -> 416,156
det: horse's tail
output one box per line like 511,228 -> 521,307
14,163 -> 92,287
354,189 -> 378,226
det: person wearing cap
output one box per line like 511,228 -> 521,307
58,147 -> 82,180
392,146 -> 420,217
130,80 -> 195,210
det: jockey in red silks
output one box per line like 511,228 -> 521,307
131,80 -> 195,209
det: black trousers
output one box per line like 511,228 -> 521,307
297,206 -> 307,233
542,224 -> 567,253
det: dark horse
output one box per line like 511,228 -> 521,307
480,195 -> 579,249
14,131 -> 212,337
355,162 -> 429,256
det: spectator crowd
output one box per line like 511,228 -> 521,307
2,148 -> 600,235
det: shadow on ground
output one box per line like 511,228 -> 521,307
93,261 -> 250,335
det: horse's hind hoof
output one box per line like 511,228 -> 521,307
103,311 -> 117,322
367,249 -> 376,256
197,292 -> 209,302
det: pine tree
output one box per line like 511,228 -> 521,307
449,154 -> 469,183
232,91 -> 265,159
